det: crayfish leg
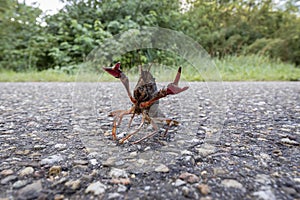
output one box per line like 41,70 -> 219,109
119,115 -> 145,144
131,130 -> 158,144
131,118 -> 159,144
112,117 -> 117,140
110,108 -> 134,141
128,113 -> 135,128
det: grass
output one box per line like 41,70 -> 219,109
215,55 -> 300,81
1,55 -> 299,82
0,70 -> 77,82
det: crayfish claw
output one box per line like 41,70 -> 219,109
166,83 -> 189,95
173,67 -> 182,85
103,62 -> 122,78
166,67 -> 189,95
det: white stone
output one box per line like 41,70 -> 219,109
253,187 -> 276,200
294,178 -> 300,183
85,181 -> 107,195
54,143 -> 67,150
281,138 -> 299,145
221,179 -> 245,192
41,154 -> 63,165
13,180 -> 28,189
195,144 -> 215,157
174,179 -> 186,187
109,168 -> 128,178
108,193 -> 121,199
255,174 -> 271,185
19,167 -> 34,177
181,150 -> 193,155
117,184 -> 127,192
89,159 -> 98,165
154,164 -> 169,173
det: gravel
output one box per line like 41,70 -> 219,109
0,82 -> 299,199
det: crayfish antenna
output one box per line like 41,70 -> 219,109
147,62 -> 153,72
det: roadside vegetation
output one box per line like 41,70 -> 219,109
1,55 -> 299,82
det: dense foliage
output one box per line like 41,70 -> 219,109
0,0 -> 299,72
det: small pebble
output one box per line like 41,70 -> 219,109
54,144 -> 67,150
182,186 -> 194,198
272,149 -> 282,156
255,174 -> 271,185
144,186 -> 151,190
54,194 -> 64,200
280,138 -> 299,146
253,187 -> 276,200
281,186 -> 297,195
182,156 -> 195,166
41,154 -> 64,165
117,184 -> 127,192
73,160 -> 88,165
13,180 -> 28,189
49,166 -> 62,176
33,145 -> 46,150
109,168 -> 128,178
154,164 -> 169,173
181,150 -> 193,155
174,179 -> 186,187
197,184 -> 210,195
15,150 -> 30,155
19,167 -> 34,177
213,167 -> 227,176
221,179 -> 245,191
294,178 -> 300,183
85,181 -> 107,195
108,193 -> 122,199
17,180 -> 43,199
90,159 -> 98,165
179,172 -> 199,183
103,157 -> 116,167
65,179 -> 81,190
195,144 -> 215,156
0,169 -> 14,176
111,178 -> 131,185
1,175 -> 18,185
144,146 -> 151,151
87,152 -> 99,159
129,151 -> 138,158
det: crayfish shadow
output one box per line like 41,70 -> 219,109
79,116 -> 205,173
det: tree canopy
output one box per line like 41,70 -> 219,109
0,0 -> 299,71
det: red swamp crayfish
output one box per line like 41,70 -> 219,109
103,62 -> 189,144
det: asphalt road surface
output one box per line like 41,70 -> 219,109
0,82 -> 299,199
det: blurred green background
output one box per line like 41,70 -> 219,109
0,0 -> 300,81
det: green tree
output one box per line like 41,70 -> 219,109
0,0 -> 45,71
1,0 -> 300,71
181,0 -> 300,65
44,0 -> 182,68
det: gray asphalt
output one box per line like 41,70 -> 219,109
0,82 -> 299,199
